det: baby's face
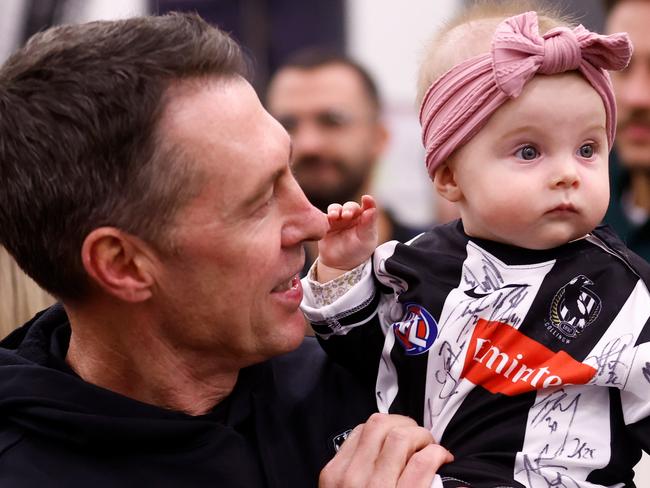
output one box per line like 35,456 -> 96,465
449,72 -> 610,250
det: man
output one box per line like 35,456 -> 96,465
266,50 -> 427,273
604,0 -> 650,260
0,13 -> 451,487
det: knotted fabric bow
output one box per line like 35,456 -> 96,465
419,11 -> 632,178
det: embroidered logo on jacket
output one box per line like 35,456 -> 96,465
545,275 -> 601,343
461,318 -> 596,395
392,303 -> 438,355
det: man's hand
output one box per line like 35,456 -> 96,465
319,413 -> 453,488
317,195 -> 379,283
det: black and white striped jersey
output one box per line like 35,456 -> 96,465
302,220 -> 650,488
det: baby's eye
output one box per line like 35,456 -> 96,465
578,143 -> 594,158
515,145 -> 539,161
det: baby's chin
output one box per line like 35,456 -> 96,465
507,228 -> 592,251
467,224 -> 592,251
462,215 -> 598,250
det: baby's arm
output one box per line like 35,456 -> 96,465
317,195 -> 379,283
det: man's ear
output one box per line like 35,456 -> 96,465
433,162 -> 462,203
81,227 -> 155,303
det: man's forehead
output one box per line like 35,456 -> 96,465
607,0 -> 650,37
159,77 -> 265,157
158,77 -> 291,211
160,77 -> 239,126
269,64 -> 374,113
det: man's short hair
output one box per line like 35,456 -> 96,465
271,48 -> 381,114
0,13 -> 247,300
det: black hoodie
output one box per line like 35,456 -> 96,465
0,305 -> 376,487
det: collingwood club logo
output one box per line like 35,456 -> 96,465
546,275 -> 601,343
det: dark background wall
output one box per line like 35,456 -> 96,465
154,0 -> 345,94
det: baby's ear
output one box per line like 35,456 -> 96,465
433,163 -> 462,202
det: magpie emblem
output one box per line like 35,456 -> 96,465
548,275 -> 601,340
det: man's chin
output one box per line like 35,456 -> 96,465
277,313 -> 309,352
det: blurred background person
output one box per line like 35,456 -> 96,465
266,50 -> 433,272
603,0 -> 650,261
0,249 -> 54,336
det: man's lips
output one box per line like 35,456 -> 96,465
271,274 -> 301,293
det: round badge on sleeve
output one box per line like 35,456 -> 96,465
391,303 -> 438,355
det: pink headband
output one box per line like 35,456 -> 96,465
419,11 -> 632,178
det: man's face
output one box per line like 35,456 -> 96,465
266,63 -> 387,211
607,0 -> 650,168
152,78 -> 327,368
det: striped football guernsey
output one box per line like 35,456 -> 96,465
301,220 -> 650,488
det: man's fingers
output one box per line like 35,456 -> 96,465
319,424 -> 363,487
318,413 -> 453,488
396,444 -> 454,488
342,413 -> 418,485
366,425 -> 436,488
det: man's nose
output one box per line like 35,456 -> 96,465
281,177 -> 328,248
292,121 -> 328,157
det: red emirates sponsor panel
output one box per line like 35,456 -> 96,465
461,319 -> 596,396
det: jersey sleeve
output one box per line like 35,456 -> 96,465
620,323 -> 650,454
591,226 -> 650,455
300,240 -> 407,381
301,259 -> 380,338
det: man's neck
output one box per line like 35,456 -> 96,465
64,304 -> 239,416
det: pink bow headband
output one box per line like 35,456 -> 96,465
419,11 -> 632,178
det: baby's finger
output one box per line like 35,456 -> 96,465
326,203 -> 343,219
341,201 -> 362,219
360,194 -> 377,212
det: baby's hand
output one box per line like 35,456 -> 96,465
317,195 -> 378,283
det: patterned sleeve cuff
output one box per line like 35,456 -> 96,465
306,260 -> 366,307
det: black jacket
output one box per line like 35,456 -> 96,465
0,305 -> 376,487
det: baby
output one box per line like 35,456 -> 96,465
301,4 -> 650,488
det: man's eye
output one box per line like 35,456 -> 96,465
515,145 -> 539,161
316,111 -> 351,129
578,144 -> 594,158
